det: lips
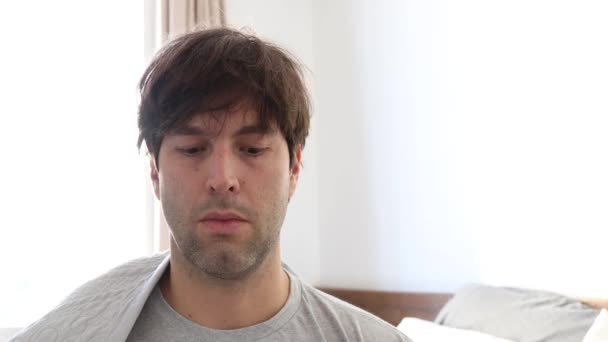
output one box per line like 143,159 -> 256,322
201,211 -> 246,221
200,211 -> 247,234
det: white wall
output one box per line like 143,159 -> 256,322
225,0 -> 321,285
311,0 -> 479,292
226,0 -> 608,297
313,0 -> 608,297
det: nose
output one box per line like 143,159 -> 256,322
205,147 -> 240,195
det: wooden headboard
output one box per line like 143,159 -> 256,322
319,288 -> 452,326
319,288 -> 608,327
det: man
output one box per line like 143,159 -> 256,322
11,28 -> 411,341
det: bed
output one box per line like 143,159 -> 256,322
319,285 -> 608,342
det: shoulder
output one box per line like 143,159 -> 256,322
10,252 -> 168,342
298,282 -> 412,342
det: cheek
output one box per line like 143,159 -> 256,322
160,160 -> 198,190
255,168 -> 292,201
158,171 -> 192,206
158,174 -> 198,229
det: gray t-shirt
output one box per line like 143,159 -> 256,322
126,268 -> 411,341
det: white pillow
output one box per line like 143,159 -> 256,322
398,317 -> 515,342
583,309 -> 608,342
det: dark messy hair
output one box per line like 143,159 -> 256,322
137,28 -> 311,168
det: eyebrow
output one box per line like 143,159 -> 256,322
169,123 -> 273,137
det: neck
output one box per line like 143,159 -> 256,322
160,242 -> 290,330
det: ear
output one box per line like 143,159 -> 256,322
288,145 -> 302,199
149,156 -> 160,200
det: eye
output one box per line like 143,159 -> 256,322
178,146 -> 207,156
241,146 -> 266,156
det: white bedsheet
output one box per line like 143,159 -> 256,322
397,317 -> 515,342
583,309 -> 608,342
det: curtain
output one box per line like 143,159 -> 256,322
161,0 -> 225,43
155,0 -> 225,251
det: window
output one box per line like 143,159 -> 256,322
0,1 -> 152,329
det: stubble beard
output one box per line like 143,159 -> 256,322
163,195 -> 288,281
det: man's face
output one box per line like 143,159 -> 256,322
150,103 -> 301,280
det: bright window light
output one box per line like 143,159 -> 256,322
0,1 -> 152,328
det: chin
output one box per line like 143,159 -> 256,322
189,248 -> 261,280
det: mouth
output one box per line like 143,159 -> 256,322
200,211 -> 248,235
202,211 -> 246,221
